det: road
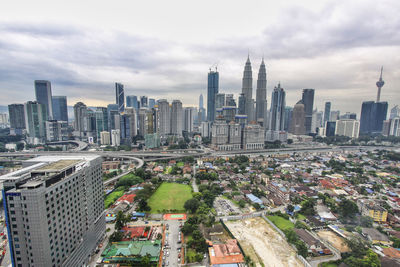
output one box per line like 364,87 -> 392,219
103,157 -> 144,186
88,222 -> 115,267
163,220 -> 182,267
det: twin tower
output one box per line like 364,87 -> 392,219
241,55 -> 267,125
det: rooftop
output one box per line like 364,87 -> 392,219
35,160 -> 80,172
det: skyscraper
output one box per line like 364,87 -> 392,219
256,58 -> 267,124
242,56 -> 254,122
95,107 -> 108,141
140,96 -> 148,108
73,102 -> 87,134
52,96 -> 68,122
149,98 -> 156,109
289,100 -> 306,135
390,105 -> 399,119
207,69 -> 219,121
376,66 -> 385,102
269,83 -> 286,131
107,104 -> 119,130
199,94 -> 204,109
360,101 -> 388,134
184,107 -> 196,133
324,102 -> 331,123
284,107 -> 293,131
35,80 -> 53,119
157,99 -> 170,136
1,155 -> 105,267
115,82 -> 124,113
8,104 -> 26,135
24,101 -> 48,144
126,95 -> 138,109
302,89 -> 315,133
171,100 -> 183,136
215,93 -> 225,110
238,93 -> 246,115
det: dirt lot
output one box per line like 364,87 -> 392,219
226,217 -> 304,267
317,230 -> 350,253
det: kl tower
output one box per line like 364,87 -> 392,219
376,66 -> 385,102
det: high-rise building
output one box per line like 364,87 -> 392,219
171,100 -> 183,136
330,110 -> 340,121
242,56 -> 254,122
207,69 -> 219,121
256,58 -> 267,124
45,120 -> 68,141
120,110 -> 137,144
1,155 -> 105,267
340,112 -> 357,120
35,80 -> 53,119
376,67 -> 385,102
8,104 -> 26,135
111,129 -> 121,146
243,122 -> 265,150
289,100 -> 306,135
115,82 -> 124,113
268,83 -> 286,131
311,110 -> 324,133
389,117 -> 400,136
301,89 -> 315,133
107,104 -> 119,131
335,119 -> 360,138
126,95 -> 138,109
360,101 -> 388,134
100,131 -> 111,145
95,107 -> 108,141
215,93 -> 225,110
157,99 -> 170,136
24,101 -> 48,144
140,96 -> 148,108
238,93 -> 246,115
52,96 -> 68,122
138,108 -> 149,136
149,98 -> 156,109
390,105 -> 399,119
225,94 -> 236,107
324,102 -> 331,123
325,121 -> 336,137
184,107 -> 197,133
199,94 -> 204,109
284,107 -> 293,131
200,121 -> 211,137
73,102 -> 87,135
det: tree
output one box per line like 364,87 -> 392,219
287,204 -> 295,213
300,199 -> 316,216
184,198 -> 200,214
338,199 -> 359,218
109,231 -> 123,242
360,216 -> 373,227
115,211 -> 129,230
238,200 -> 246,208
140,254 -> 151,267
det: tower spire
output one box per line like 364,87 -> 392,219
376,66 -> 385,102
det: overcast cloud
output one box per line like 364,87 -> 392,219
0,0 -> 399,115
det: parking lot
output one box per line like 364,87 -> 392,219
162,219 -> 183,267
214,197 -> 241,216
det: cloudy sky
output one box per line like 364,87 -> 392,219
0,0 -> 399,115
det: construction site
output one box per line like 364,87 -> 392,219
225,217 -> 304,267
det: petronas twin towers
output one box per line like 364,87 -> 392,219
240,55 -> 267,125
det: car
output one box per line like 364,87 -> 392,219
204,254 -> 207,259
166,261 -> 169,266
166,251 -> 169,256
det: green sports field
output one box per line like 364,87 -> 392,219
148,182 -> 192,213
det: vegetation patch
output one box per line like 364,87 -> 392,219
267,215 -> 294,231
148,182 -> 192,213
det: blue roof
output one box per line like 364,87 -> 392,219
246,194 -> 263,204
132,212 -> 146,217
365,188 -> 374,194
129,186 -> 144,191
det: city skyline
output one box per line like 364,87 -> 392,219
0,0 -> 399,114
